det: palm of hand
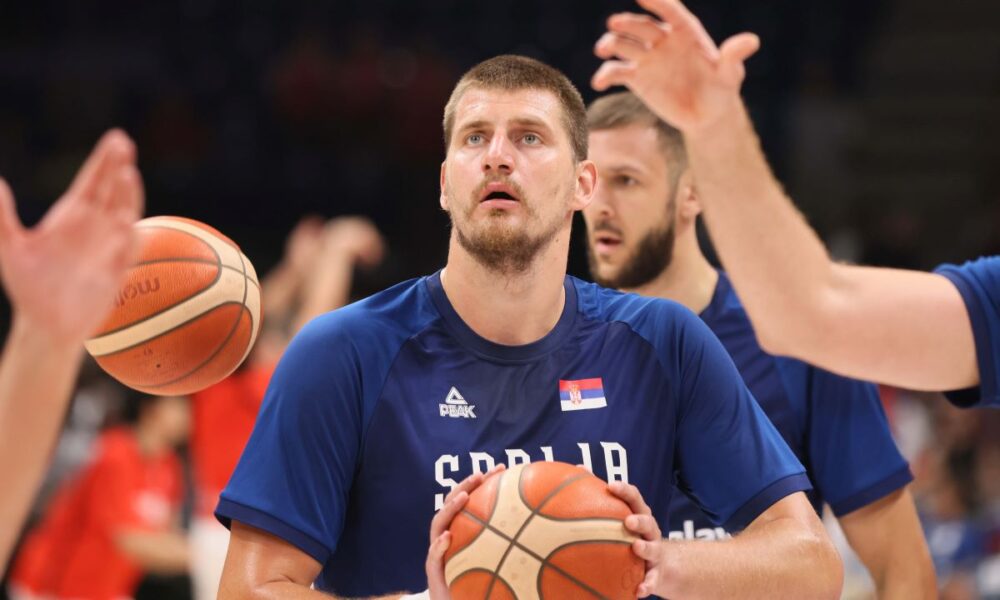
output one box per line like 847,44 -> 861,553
0,131 -> 142,343
0,193 -> 136,342
593,0 -> 758,132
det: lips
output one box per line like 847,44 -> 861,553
592,228 -> 623,256
480,181 -> 520,203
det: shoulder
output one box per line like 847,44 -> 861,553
573,277 -> 696,331
571,277 -> 714,357
936,256 -> 1000,297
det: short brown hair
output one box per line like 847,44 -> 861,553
442,55 -> 588,162
586,91 -> 687,176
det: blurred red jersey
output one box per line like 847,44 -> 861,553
10,427 -> 182,600
190,364 -> 272,516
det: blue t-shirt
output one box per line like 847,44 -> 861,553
935,256 -> 1000,408
666,273 -> 912,540
216,272 -> 810,596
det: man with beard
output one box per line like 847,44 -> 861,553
215,55 -> 841,599
583,91 -> 935,598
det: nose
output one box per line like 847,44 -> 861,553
482,133 -> 514,175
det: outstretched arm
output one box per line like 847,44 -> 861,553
592,0 -> 978,392
0,130 -> 143,568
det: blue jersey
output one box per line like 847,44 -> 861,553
936,256 -> 1000,408
216,272 -> 810,596
666,273 -> 912,540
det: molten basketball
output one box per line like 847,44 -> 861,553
84,216 -> 261,396
445,461 -> 644,600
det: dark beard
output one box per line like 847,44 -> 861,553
588,219 -> 675,290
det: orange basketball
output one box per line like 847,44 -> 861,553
84,216 -> 261,396
445,461 -> 644,600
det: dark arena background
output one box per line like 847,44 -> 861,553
1,0 -> 999,598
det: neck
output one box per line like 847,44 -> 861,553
441,223 -> 571,346
623,229 -> 718,314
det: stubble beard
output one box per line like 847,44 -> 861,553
449,181 -> 568,276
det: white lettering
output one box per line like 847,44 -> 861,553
577,443 -> 594,472
470,452 -> 495,474
434,454 -> 459,510
505,449 -> 531,467
601,442 -> 629,483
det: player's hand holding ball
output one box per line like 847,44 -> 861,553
428,462 -> 647,599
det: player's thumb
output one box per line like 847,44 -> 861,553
0,178 -> 24,244
719,32 -> 759,85
720,32 -> 759,63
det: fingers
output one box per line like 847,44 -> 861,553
65,129 -> 136,201
632,537 -> 660,561
607,13 -> 668,46
608,481 -> 653,516
637,569 -> 659,598
0,177 -> 24,244
591,60 -> 637,91
635,0 -> 696,32
105,163 -> 144,224
595,32 -> 649,63
719,32 -> 760,64
624,513 -> 661,541
426,530 -> 452,599
430,490 -> 469,542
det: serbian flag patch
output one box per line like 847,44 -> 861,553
558,377 -> 607,411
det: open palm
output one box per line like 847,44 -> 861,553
0,130 -> 144,343
592,0 -> 760,132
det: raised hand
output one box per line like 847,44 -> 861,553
0,130 -> 143,344
592,0 -> 760,133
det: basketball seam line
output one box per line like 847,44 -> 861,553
140,247 -> 252,389
481,471 -> 614,600
460,507 -> 615,600
132,257 -> 260,286
485,472 -> 585,598
90,231 -> 224,339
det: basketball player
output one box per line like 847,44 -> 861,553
592,0 -> 1000,408
583,90 -> 935,598
0,130 -> 143,568
216,55 -> 842,598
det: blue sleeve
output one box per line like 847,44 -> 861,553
669,311 -> 811,531
215,313 -> 381,565
935,257 -> 1000,408
791,363 -> 913,516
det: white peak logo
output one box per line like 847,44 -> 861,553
440,387 -> 476,419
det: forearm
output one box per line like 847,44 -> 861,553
293,256 -> 354,333
116,530 -> 190,573
686,103 -> 836,353
261,261 -> 302,319
656,516 -> 842,599
0,315 -> 83,567
873,564 -> 937,600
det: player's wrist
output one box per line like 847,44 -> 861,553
685,97 -> 751,146
9,311 -> 87,355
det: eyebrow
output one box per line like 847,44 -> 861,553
456,117 -> 555,134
